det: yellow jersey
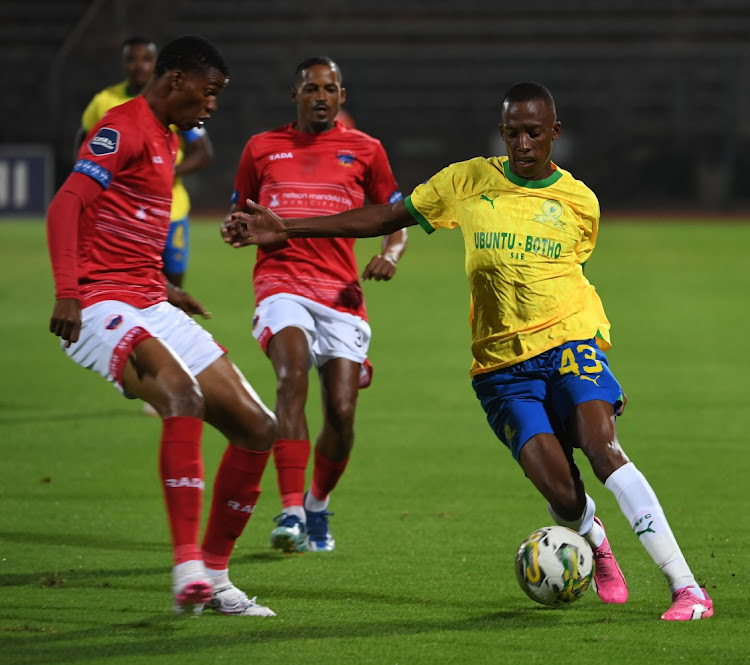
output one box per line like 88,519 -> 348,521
405,155 -> 611,377
80,80 -> 192,221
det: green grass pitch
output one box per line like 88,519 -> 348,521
1,217 -> 748,664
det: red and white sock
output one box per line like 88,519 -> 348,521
307,449 -> 349,510
159,416 -> 204,565
273,438 -> 310,511
201,444 -> 271,571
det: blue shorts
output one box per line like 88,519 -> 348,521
472,339 -> 623,460
163,216 -> 189,275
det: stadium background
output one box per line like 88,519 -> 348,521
2,3 -> 748,659
4,0 -> 750,214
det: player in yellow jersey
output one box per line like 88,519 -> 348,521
75,36 -> 213,287
222,81 -> 713,622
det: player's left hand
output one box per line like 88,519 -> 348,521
362,254 -> 398,281
167,283 -> 211,319
221,200 -> 288,248
221,213 -> 252,246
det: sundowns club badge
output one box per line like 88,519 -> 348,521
89,128 -> 120,156
532,199 -> 566,230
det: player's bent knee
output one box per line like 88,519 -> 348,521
325,400 -> 356,431
212,396 -> 277,451
253,409 -> 277,446
228,410 -> 277,451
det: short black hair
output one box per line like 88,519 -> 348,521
120,35 -> 156,53
154,35 -> 228,77
502,81 -> 556,117
295,56 -> 341,84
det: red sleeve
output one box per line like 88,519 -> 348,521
364,141 -> 401,205
233,138 -> 260,206
46,172 -> 104,300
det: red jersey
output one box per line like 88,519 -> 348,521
52,96 -> 177,308
232,121 -> 402,319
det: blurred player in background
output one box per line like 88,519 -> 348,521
229,56 -> 407,554
223,81 -> 713,621
48,35 -> 276,618
75,35 -> 213,288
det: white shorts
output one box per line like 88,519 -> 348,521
63,300 -> 225,398
252,294 -> 373,387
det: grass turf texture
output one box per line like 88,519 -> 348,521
0,218 -> 746,664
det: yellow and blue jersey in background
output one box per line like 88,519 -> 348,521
405,155 -> 611,377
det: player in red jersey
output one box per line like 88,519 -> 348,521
47,36 -> 276,617
74,35 -> 214,291
230,56 -> 407,553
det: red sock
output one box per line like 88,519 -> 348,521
310,448 -> 349,502
159,416 -> 204,565
273,439 -> 310,508
201,444 -> 271,570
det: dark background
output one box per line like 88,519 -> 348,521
5,0 -> 750,214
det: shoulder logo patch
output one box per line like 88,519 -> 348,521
88,127 -> 120,156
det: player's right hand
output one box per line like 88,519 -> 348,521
362,254 -> 398,281
49,298 -> 82,347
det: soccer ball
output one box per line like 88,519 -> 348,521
515,526 -> 594,607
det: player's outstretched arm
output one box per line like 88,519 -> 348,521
47,173 -> 104,346
222,199 -> 415,248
